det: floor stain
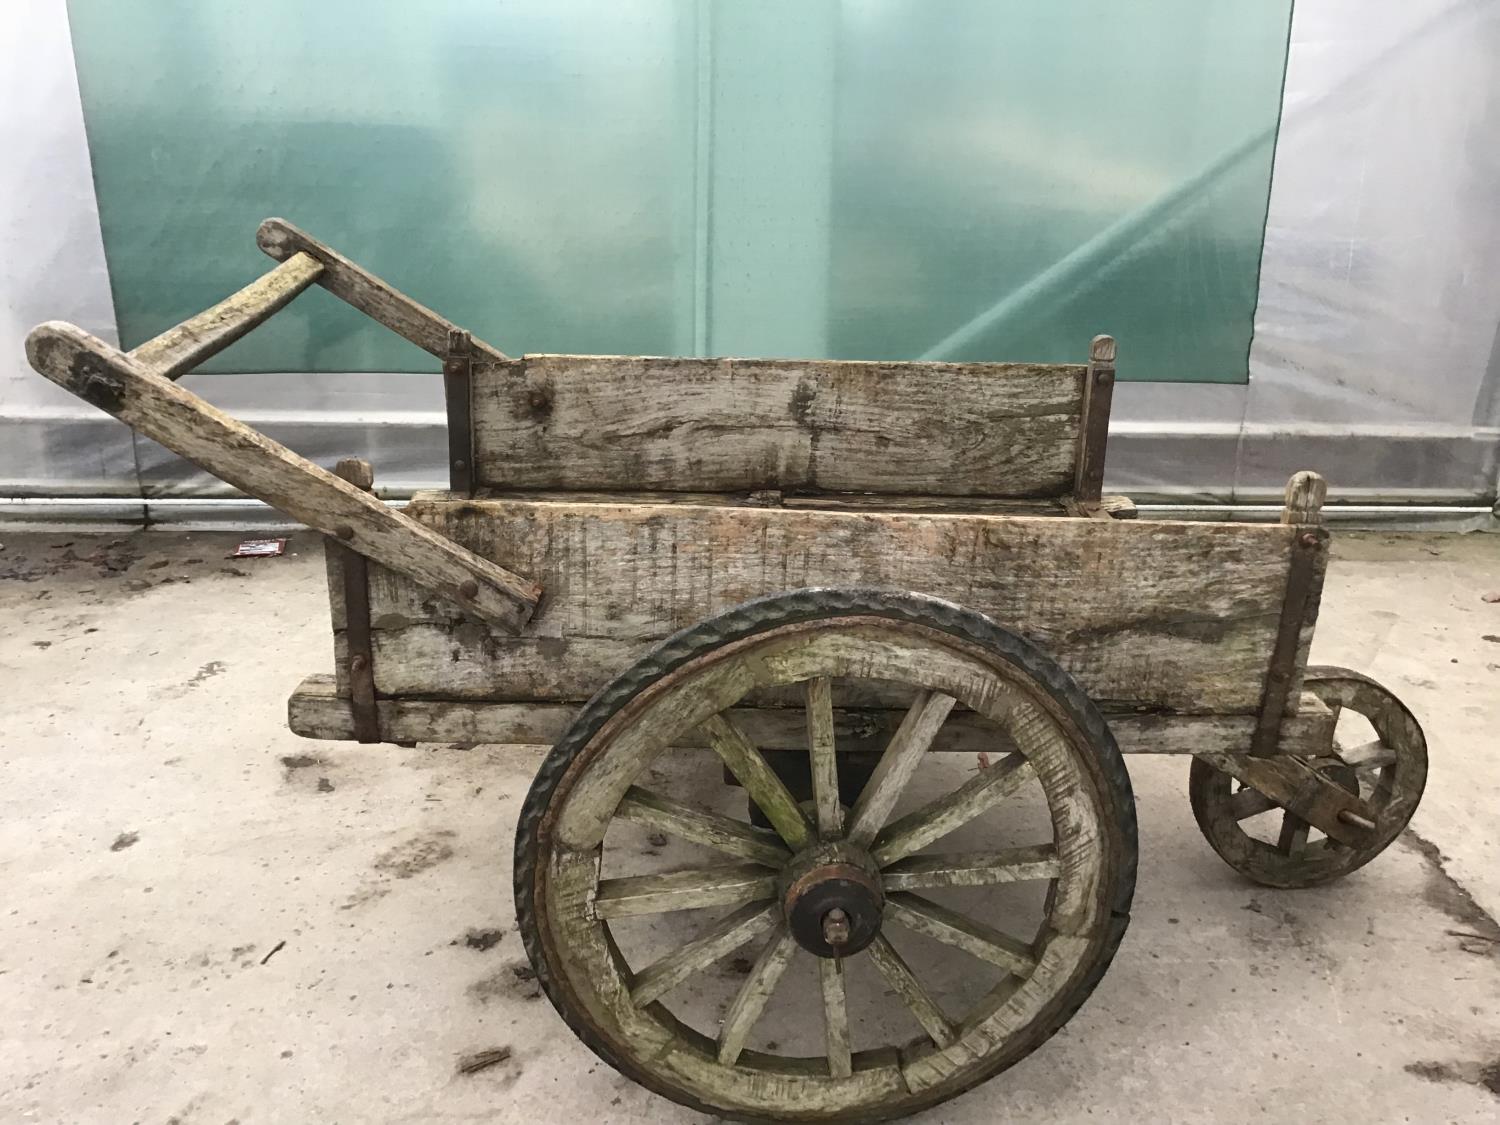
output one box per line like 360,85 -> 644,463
1405,1058 -> 1500,1099
372,831 -> 456,879
1402,830 -> 1500,957
280,754 -> 322,770
186,660 -> 227,687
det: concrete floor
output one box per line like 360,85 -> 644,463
1,529 -> 1498,1124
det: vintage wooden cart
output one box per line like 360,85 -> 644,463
28,220 -> 1428,1122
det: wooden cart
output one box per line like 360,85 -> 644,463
27,220 -> 1428,1123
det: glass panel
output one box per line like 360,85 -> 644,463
69,0 -> 1289,381
67,0 -> 695,372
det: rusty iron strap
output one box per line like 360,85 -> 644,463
1250,527 -> 1329,757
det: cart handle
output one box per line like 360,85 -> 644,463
25,320 -> 541,634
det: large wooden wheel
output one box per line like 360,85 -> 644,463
515,589 -> 1136,1122
1189,666 -> 1427,889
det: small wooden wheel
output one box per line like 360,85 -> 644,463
1189,666 -> 1427,889
515,589 -> 1136,1123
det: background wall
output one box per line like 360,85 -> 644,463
2,0 -> 1497,517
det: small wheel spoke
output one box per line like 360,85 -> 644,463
702,713 -> 814,850
717,928 -> 798,1066
1227,787 -> 1279,821
1336,738 -> 1396,770
881,844 -> 1060,891
616,786 -> 790,867
871,752 -> 1032,865
595,864 -> 776,919
866,934 -> 955,1048
806,676 -> 843,839
817,956 -> 853,1078
845,691 -> 958,847
1277,812 -> 1310,858
631,902 -> 779,1007
886,891 -> 1036,976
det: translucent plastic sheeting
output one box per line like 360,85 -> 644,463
67,0 -> 1291,381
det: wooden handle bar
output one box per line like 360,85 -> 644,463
256,217 -> 510,362
129,252 -> 325,380
25,321 -> 540,633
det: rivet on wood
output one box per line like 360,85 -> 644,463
459,579 -> 480,600
336,524 -> 355,540
349,654 -> 369,674
1299,531 -> 1320,548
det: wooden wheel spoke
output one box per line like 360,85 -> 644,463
880,844 -> 1060,891
616,786 -> 790,867
845,691 -> 958,847
702,713 -> 813,850
1336,738 -> 1396,770
817,956 -> 853,1078
717,928 -> 798,1066
1227,787 -> 1280,821
806,677 -> 843,839
1277,812 -> 1310,858
865,934 -> 955,1048
886,892 -> 1037,976
595,864 -> 776,919
630,902 -> 779,1007
871,752 -> 1032,865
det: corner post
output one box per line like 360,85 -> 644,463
1074,335 -> 1116,504
331,458 -> 380,743
443,329 -> 475,496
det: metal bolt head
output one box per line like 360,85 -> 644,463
821,908 -> 851,948
458,579 -> 480,600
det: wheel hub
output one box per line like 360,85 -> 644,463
780,843 -> 884,958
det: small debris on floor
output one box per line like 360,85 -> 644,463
110,831 -> 139,852
228,538 -> 287,559
456,1046 -> 512,1075
316,777 -> 335,793
647,832 -> 669,848
1482,591 -> 1500,603
260,940 -> 286,965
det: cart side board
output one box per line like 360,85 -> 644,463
467,354 -> 1092,499
322,497 -> 1311,717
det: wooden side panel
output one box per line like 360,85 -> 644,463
469,355 -> 1086,498
350,500 -> 1296,714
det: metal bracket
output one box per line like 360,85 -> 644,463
1250,527 -> 1328,757
443,328 -> 475,496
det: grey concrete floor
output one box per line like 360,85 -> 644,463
1,529 -> 1498,1124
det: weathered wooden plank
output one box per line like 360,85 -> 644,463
845,692 -> 958,847
359,499 -> 1298,714
26,322 -> 540,633
593,864 -> 776,919
286,675 -> 1335,759
256,217 -> 509,362
804,677 -> 843,838
615,786 -> 790,868
880,846 -> 1062,891
129,252 -> 324,379
701,714 -> 813,850
419,487 -> 1136,519
717,929 -> 798,1066
865,935 -> 955,1048
870,753 -> 1033,866
817,956 -> 853,1079
629,902 -> 778,1007
470,354 -> 1085,497
885,892 -> 1036,976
